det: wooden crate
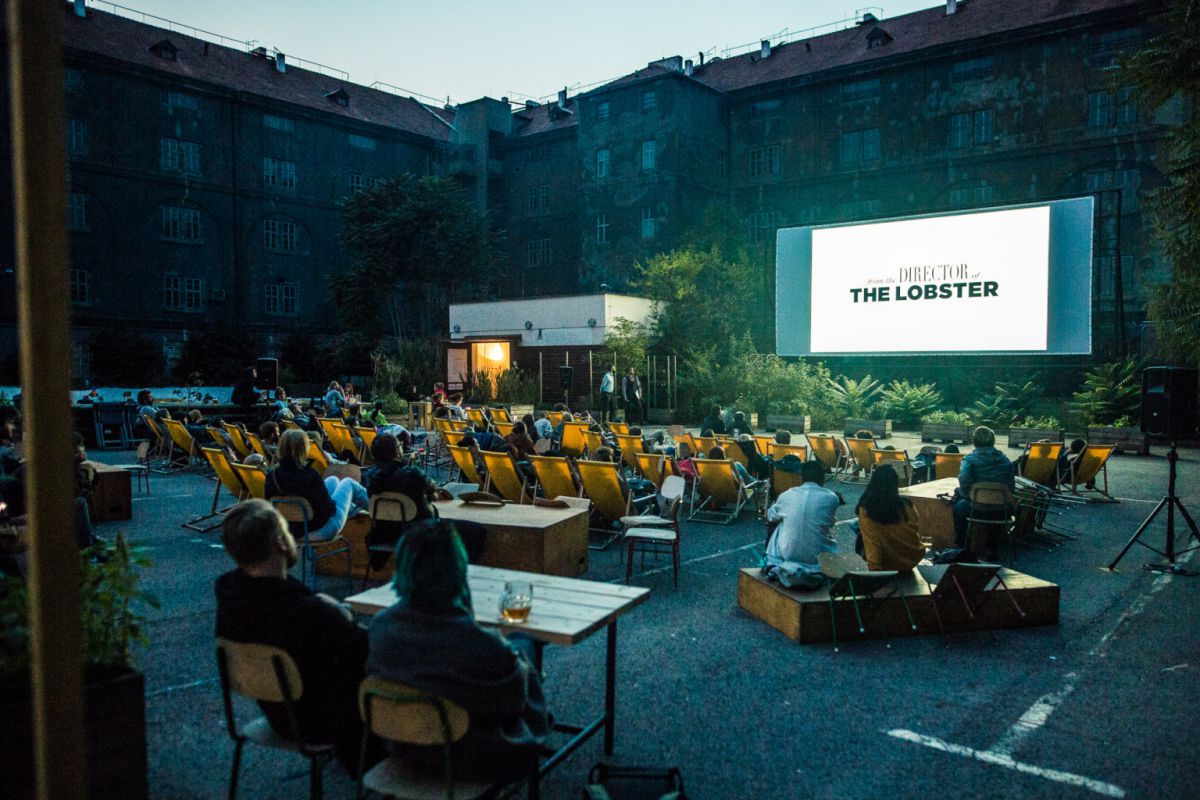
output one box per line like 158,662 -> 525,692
1008,427 -> 1064,448
87,461 -> 132,523
737,567 -> 1059,644
767,414 -> 811,433
1088,426 -> 1149,455
844,418 -> 892,439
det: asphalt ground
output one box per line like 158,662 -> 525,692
84,432 -> 1200,800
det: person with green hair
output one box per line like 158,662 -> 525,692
366,520 -> 549,784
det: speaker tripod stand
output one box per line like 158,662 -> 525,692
1107,444 -> 1199,574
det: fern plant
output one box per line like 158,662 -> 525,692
826,375 -> 883,419
969,379 -> 1041,429
877,380 -> 943,427
1071,359 -> 1142,426
922,410 -> 974,426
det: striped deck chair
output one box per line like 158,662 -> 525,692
576,459 -> 634,549
480,450 -> 530,503
186,447 -> 247,532
529,455 -> 579,500
231,462 -> 268,499
446,444 -> 484,486
1063,444 -> 1117,502
1020,442 -> 1063,488
689,459 -> 763,525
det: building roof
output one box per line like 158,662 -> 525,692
511,98 -> 578,138
55,4 -> 455,141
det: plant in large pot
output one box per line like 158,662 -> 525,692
1,534 -> 158,800
829,374 -> 891,438
878,380 -> 942,431
1007,415 -> 1065,448
920,410 -> 974,444
1070,359 -> 1148,454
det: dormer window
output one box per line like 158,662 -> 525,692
150,39 -> 177,61
866,27 -> 893,50
326,88 -> 350,107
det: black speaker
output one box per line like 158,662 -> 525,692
558,365 -> 574,392
1142,366 -> 1199,438
254,357 -> 279,391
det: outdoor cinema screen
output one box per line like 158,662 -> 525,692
774,198 -> 1094,356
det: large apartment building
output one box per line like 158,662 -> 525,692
0,0 -> 1169,380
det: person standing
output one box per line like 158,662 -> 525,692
621,367 -> 642,425
599,365 -> 617,424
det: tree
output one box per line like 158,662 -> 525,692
1124,1 -> 1200,365
604,317 -> 650,373
89,327 -> 164,386
334,175 -> 498,344
172,330 -> 256,385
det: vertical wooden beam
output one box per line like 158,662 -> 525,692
7,2 -> 88,799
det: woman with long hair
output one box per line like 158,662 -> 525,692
855,464 -> 924,572
265,428 -> 368,541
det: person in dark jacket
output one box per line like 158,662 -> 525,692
231,366 -> 261,409
366,521 -> 548,785
214,500 -> 379,772
265,428 -> 367,540
700,404 -> 726,435
953,426 -> 1015,550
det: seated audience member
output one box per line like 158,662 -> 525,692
231,367 -> 261,409
362,435 -> 486,564
366,521 -> 549,784
733,434 -> 771,479
184,409 -> 214,444
943,444 -> 960,454
265,428 -> 368,541
855,464 -> 924,572
305,405 -> 327,434
136,389 -> 161,420
521,413 -> 540,443
432,405 -> 451,421
431,382 -> 448,407
708,445 -> 757,487
731,411 -> 754,437
324,381 -> 346,418
1057,438 -> 1087,484
700,405 -> 727,435
504,421 -> 536,461
214,500 -> 376,772
674,440 -> 697,483
774,430 -> 792,445
445,394 -> 467,421
953,426 -> 1015,551
533,412 -> 553,441
764,461 -> 840,589
257,421 -> 280,460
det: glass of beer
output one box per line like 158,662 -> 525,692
499,580 -> 533,623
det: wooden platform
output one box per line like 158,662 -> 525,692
737,566 -> 1059,644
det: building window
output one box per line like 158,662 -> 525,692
68,192 -> 88,232
841,78 -> 880,100
641,208 -> 655,240
160,204 -> 202,243
67,118 -> 87,156
641,90 -> 657,111
949,109 -> 993,147
525,185 -> 550,213
527,238 -> 551,268
166,91 -> 198,111
1086,169 -> 1141,212
948,182 -> 994,206
749,98 -> 782,119
949,113 -> 972,148
349,173 -> 373,193
641,140 -> 656,170
264,282 -> 299,316
263,114 -> 294,132
596,213 -> 609,244
348,133 -> 376,150
69,269 -> 90,305
263,219 -> 299,252
184,277 -> 203,311
1087,91 -> 1111,128
71,341 -> 91,382
527,146 -> 549,164
160,138 -> 201,174
1115,86 -> 1137,125
840,128 -> 880,165
263,157 -> 297,189
1090,27 -> 1140,63
65,67 -> 82,93
951,56 -> 994,82
163,342 -> 182,374
746,211 -> 781,245
163,276 -> 203,311
596,101 -> 610,121
596,148 -> 610,178
748,145 -> 780,177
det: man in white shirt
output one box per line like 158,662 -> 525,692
599,365 -> 617,423
764,461 -> 840,589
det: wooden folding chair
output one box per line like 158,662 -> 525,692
917,562 -> 1026,645
231,462 -> 268,500
635,452 -> 667,490
576,459 -> 635,550
1063,444 -> 1117,502
624,475 -> 686,588
933,452 -> 964,480
529,455 -> 579,500
1020,442 -> 1063,488
185,447 -> 248,532
216,639 -> 336,800
826,570 -> 916,652
560,422 -> 589,458
206,426 -> 229,449
479,450 -> 530,503
223,422 -> 253,459
362,492 -> 419,587
689,459 -> 762,525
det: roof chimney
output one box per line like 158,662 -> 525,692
274,51 -> 286,73
858,12 -> 879,25
557,88 -> 567,109
760,40 -> 771,59
684,59 -> 694,76
946,0 -> 958,13
74,0 -> 86,17
525,99 -> 540,110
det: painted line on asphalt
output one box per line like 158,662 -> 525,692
885,729 -> 1125,798
988,675 -> 1078,757
145,676 -> 217,697
1111,497 -> 1161,504
132,493 -> 197,501
614,541 -> 760,583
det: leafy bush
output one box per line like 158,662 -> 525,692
968,379 -> 1041,429
877,380 -> 943,427
1014,415 -> 1062,429
1070,359 -> 1142,426
494,368 -> 540,405
827,374 -> 884,419
922,410 -> 974,426
1108,416 -> 1136,429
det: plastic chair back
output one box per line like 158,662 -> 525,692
969,482 -> 1012,509
371,491 -> 418,523
530,455 -> 578,500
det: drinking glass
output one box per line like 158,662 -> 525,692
499,580 -> 533,623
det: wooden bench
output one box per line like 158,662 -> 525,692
737,566 -> 1059,644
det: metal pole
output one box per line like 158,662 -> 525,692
538,351 -> 543,404
1113,189 -> 1126,358
7,1 -> 88,799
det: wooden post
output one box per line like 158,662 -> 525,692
7,2 -> 88,799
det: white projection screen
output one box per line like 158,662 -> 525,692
775,198 -> 1094,356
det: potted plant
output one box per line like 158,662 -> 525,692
1,534 -> 157,800
1007,415 -> 1065,448
766,401 -> 812,434
1087,416 -> 1149,455
493,368 -> 538,419
829,375 -> 892,438
1071,359 -> 1147,454
920,410 -> 974,444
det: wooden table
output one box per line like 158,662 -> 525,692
434,499 -> 589,577
346,565 -> 649,799
899,477 -> 958,549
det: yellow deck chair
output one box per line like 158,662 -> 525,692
1064,444 -> 1117,501
529,455 -> 579,500
186,447 -> 247,531
432,418 -> 452,437
725,441 -> 751,471
934,452 -> 965,480
806,434 -> 841,474
231,462 -> 268,499
613,433 -> 644,474
843,437 -> 875,483
689,459 -> 758,525
560,422 -> 589,458
447,419 -> 471,434
318,417 -> 341,439
635,452 -> 667,490
578,429 -> 601,455
326,422 -> 361,464
280,419 -> 302,432
547,411 -> 564,428
576,459 -> 633,549
1021,442 -> 1063,488
609,422 -> 630,436
206,426 -> 228,449
494,421 -> 515,438
691,435 -> 718,456
162,418 -> 200,470
245,432 -> 269,461
480,450 -> 530,503
223,422 -> 252,459
446,444 -> 484,485
466,407 -> 489,430
772,463 -> 805,498
492,407 -> 513,424
140,413 -> 169,461
768,442 -> 808,462
754,434 -> 775,451
306,439 -> 330,476
870,448 -> 914,486
356,427 -> 378,464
